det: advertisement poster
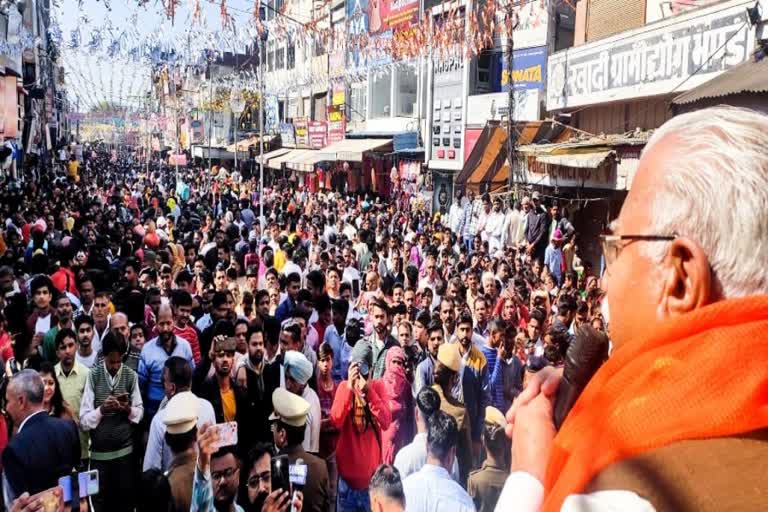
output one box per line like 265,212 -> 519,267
502,46 -> 548,91
332,82 -> 346,106
265,95 -> 280,134
294,117 -> 309,147
511,0 -> 550,49
190,119 -> 205,145
308,121 -> 328,149
368,0 -> 419,34
327,107 -> 346,144
329,27 -> 347,78
347,0 -> 370,69
280,123 -> 296,146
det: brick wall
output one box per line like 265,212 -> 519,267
585,0 -> 646,42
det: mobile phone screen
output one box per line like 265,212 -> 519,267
270,454 -> 291,494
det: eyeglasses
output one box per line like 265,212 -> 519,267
600,233 -> 677,269
247,471 -> 271,489
211,466 -> 238,482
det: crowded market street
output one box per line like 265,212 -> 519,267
1,0 -> 768,510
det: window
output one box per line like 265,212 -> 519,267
350,83 -> 367,123
287,43 -> 295,70
268,50 -> 274,72
276,46 -> 285,69
395,65 -> 417,117
0,14 -> 8,40
370,67 -> 392,118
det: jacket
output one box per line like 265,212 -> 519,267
2,412 -> 80,500
281,444 -> 330,512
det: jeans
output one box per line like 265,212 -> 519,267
336,476 -> 370,512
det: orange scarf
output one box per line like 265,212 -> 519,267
543,296 -> 768,511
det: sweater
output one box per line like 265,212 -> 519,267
331,380 -> 392,490
89,364 -> 137,455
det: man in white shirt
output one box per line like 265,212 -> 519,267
448,192 -> 465,235
402,410 -> 475,512
503,198 -> 525,249
282,350 -> 321,454
395,387 -> 460,482
484,197 -> 507,254
143,358 -> 215,472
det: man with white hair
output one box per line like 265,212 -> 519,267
498,106 -> 768,510
2,370 -> 80,503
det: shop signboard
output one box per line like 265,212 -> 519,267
501,46 -> 548,91
464,128 -> 483,163
466,90 -> 540,125
294,117 -> 309,147
523,157 -> 618,189
308,121 -> 328,149
280,123 -> 296,146
547,0 -> 755,110
332,82 -> 346,106
265,95 -> 280,133
430,50 -> 465,168
327,107 -> 346,144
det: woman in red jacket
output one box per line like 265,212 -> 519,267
331,359 -> 392,512
378,347 -> 415,465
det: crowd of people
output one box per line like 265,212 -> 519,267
2,104 -> 765,512
0,137 -> 601,512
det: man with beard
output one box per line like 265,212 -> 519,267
453,311 -> 488,469
144,357 -> 215,472
234,324 -> 274,445
139,304 -> 196,421
41,294 -> 74,362
195,336 -> 248,454
416,320 -> 444,393
350,299 -> 398,380
239,443 -> 304,512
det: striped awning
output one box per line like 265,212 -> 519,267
285,150 -> 327,172
266,149 -> 309,170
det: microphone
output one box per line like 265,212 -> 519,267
553,324 -> 609,430
289,458 -> 308,512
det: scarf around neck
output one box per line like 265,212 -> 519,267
543,296 -> 768,511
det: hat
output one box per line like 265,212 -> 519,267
213,335 -> 237,353
163,391 -> 199,434
532,191 -> 541,201
437,343 -> 461,373
552,229 -> 564,241
269,388 -> 310,427
283,350 -> 313,385
485,406 -> 507,429
246,265 -> 258,277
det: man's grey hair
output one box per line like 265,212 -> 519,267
369,464 -> 405,507
10,369 -> 44,404
641,106 -> 768,298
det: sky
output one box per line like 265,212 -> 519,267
55,0 -> 267,112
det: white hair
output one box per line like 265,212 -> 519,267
641,106 -> 768,298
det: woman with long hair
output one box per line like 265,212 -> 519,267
39,362 -> 74,421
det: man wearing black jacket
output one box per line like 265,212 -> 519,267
192,335 -> 250,455
235,324 -> 274,445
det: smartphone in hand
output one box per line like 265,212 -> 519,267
209,422 -> 238,449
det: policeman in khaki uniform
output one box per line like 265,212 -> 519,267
270,388 -> 330,512
163,391 -> 200,512
467,407 -> 509,512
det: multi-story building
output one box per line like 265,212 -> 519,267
1,0 -> 65,172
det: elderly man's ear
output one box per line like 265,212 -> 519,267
657,237 -> 715,318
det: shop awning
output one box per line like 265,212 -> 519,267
257,147 -> 291,165
535,151 -> 614,168
285,150 -> 327,172
225,135 -> 275,153
672,52 -> 768,105
317,138 -> 392,162
456,123 -> 509,192
267,149 -> 309,170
